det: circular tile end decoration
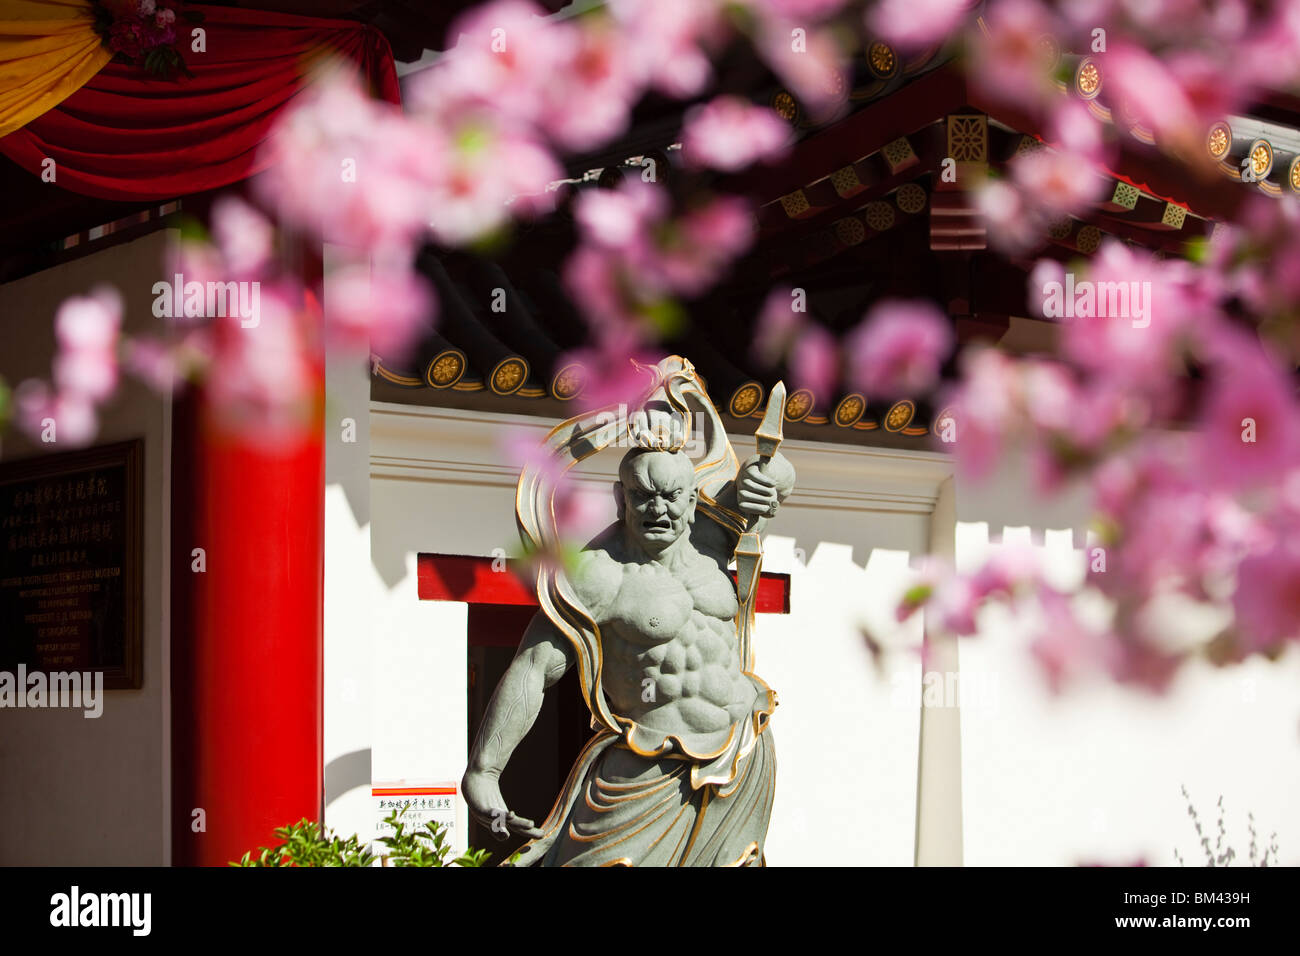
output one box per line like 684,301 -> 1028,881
771,90 -> 799,123
427,349 -> 467,389
1075,57 -> 1102,100
1206,121 -> 1232,160
728,381 -> 764,418
1248,139 -> 1273,180
867,42 -> 898,79
490,356 -> 529,395
834,393 -> 866,427
883,398 -> 916,432
550,362 -> 586,401
784,388 -> 815,423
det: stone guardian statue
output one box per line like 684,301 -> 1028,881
463,356 -> 795,866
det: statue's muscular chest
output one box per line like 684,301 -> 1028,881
602,560 -> 739,645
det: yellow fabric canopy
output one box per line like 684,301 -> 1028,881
0,0 -> 112,139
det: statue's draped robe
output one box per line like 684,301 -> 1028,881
513,684 -> 776,867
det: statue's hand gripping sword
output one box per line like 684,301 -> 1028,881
733,382 -> 785,671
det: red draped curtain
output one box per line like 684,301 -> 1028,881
0,4 -> 399,200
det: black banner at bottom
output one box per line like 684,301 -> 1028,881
0,864 -> 1285,943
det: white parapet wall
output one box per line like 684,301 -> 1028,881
956,452 -> 1300,866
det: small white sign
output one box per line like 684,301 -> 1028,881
371,781 -> 457,857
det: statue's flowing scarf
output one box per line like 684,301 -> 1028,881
511,356 -> 776,866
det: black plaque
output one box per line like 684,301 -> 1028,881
0,439 -> 143,689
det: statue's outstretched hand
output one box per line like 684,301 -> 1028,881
463,769 -> 545,841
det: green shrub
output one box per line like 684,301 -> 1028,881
231,805 -> 492,867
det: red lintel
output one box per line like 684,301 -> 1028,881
418,553 -> 791,614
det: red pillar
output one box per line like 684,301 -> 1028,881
170,363 -> 324,865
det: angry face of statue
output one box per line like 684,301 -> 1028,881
615,449 -> 698,554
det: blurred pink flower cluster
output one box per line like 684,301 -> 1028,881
17,0 -> 1300,693
753,289 -> 952,399
923,196 -> 1300,684
15,288 -> 123,446
560,179 -> 755,410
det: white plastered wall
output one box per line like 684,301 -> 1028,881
0,232 -> 173,865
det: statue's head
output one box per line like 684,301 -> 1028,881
614,448 -> 697,554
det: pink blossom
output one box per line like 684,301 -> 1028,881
573,180 -> 667,249
537,18 -> 643,151
561,344 -> 663,413
967,0 -> 1062,113
1020,360 -> 1078,435
790,323 -> 838,398
654,197 -> 754,296
563,244 -> 645,338
752,286 -> 802,366
14,381 -> 98,447
52,287 -> 122,403
847,300 -> 952,398
123,337 -> 185,392
54,287 -> 122,355
1210,197 -> 1300,323
754,20 -> 849,120
932,573 -> 980,636
428,121 -> 561,245
53,351 -> 118,405
204,284 -> 316,442
1232,534 -> 1300,653
1045,98 -> 1111,168
259,72 -> 443,252
748,0 -> 847,17
1010,149 -> 1107,222
970,546 -> 1041,602
1099,43 -> 1215,156
680,97 -> 791,172
1194,330 -> 1300,492
1239,3 -> 1300,88
1056,241 -> 1213,394
502,426 -> 615,553
418,0 -> 564,129
569,185 -> 753,319
607,0 -> 723,99
210,197 -> 273,279
975,179 -> 1043,255
867,0 -> 970,52
1029,589 -> 1109,694
945,348 -> 1018,479
325,262 -> 434,360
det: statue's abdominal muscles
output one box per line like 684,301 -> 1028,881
602,561 -> 757,735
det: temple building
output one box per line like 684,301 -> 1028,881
0,0 -> 1296,867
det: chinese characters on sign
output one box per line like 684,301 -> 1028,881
0,440 -> 143,688
371,783 -> 458,857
